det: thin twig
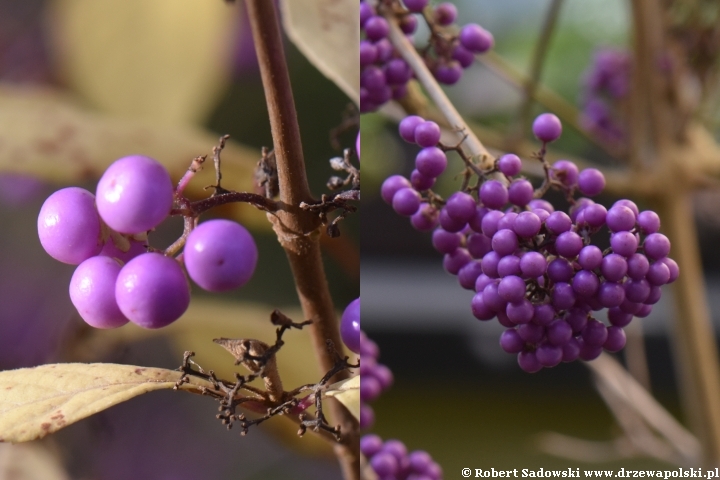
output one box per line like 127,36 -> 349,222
385,12 -> 494,168
514,0 -> 565,141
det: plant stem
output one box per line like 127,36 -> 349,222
243,1 -> 359,478
513,0 -> 564,142
385,14 -> 494,167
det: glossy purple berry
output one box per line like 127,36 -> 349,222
184,220 -> 258,292
96,155 -> 174,234
459,24 -> 494,53
115,253 -> 190,329
38,187 -> 103,265
532,113 -> 562,143
340,298 -> 360,353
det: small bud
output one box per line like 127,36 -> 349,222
329,156 -> 346,171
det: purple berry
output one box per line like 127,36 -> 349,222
480,180 -> 508,209
492,229 -> 518,256
459,24 -> 494,53
518,351 -> 542,373
498,154 -> 522,176
550,160 -> 579,187
403,0 -> 428,13
340,298 -> 360,354
445,192 -> 476,223
433,2 -> 457,25
96,155 -> 173,234
70,256 -> 129,329
578,245 -> 603,270
637,210 -> 660,234
604,326 -> 626,352
411,203 -> 440,231
508,179 -> 534,207
513,211 -> 541,237
545,211 -> 572,234
577,168 -> 606,196
498,275 -> 526,303
532,113 -> 562,143
392,187 -> 421,216
38,187 -> 103,265
364,16 -> 390,41
500,329 -> 524,353
415,147 -> 448,178
115,253 -> 190,329
184,220 -> 258,292
643,233 -> 671,260
606,205 -> 636,232
555,231 -> 584,258
399,116 -> 424,143
610,231 -> 639,257
414,121 -> 441,147
381,175 -> 412,204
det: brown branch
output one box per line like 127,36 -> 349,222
242,1 -> 359,478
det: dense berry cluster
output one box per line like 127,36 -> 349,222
381,113 -> 678,372
38,155 -> 258,330
359,329 -> 394,430
360,0 -> 493,112
580,48 -> 631,146
362,434 -> 444,480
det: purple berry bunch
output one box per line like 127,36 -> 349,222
580,48 -> 631,147
362,434 -> 444,480
361,0 -> 412,112
381,113 -> 678,372
360,0 -> 493,112
38,154 -> 258,330
359,329 -> 394,430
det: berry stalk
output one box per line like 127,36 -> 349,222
242,0 -> 359,477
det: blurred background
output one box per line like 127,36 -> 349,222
0,0 -> 358,478
362,0 -> 720,473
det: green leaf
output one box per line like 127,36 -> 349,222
324,375 -> 359,421
0,363 -> 213,443
280,0 -> 359,105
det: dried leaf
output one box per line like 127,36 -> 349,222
323,375 -> 359,421
0,443 -> 70,480
280,0 -> 359,105
0,363 -> 212,443
48,0 -> 239,125
0,84 -> 267,229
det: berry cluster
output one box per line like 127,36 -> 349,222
580,48 -> 631,146
360,0 -> 493,112
381,113 -> 678,372
362,434 -> 443,480
359,329 -> 394,430
38,155 -> 258,330
361,1 -> 411,112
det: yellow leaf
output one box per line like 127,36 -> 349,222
0,443 -> 70,480
324,375 -> 359,421
0,84 -> 268,230
0,363 -> 212,443
48,0 -> 239,125
280,0 -> 359,105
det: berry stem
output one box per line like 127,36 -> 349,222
243,0 -> 359,478
385,12 -> 494,167
513,0 -> 564,142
